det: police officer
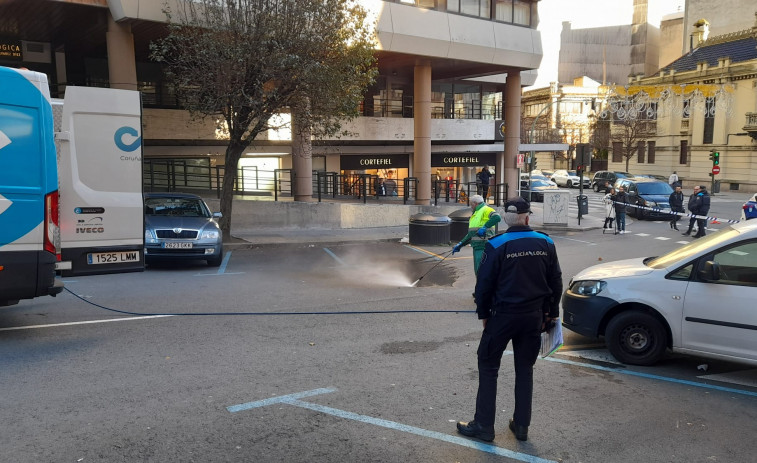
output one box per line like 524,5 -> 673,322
457,197 -> 562,442
451,194 -> 501,278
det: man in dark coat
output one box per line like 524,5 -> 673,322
668,185 -> 685,230
693,185 -> 711,238
611,186 -> 629,234
478,165 -> 491,200
682,186 -> 706,236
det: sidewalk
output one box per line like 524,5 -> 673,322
227,201 -> 606,246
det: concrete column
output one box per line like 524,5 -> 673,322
413,62 -> 432,205
503,71 -> 521,200
106,12 -> 138,91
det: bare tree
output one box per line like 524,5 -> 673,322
589,113 -> 610,160
151,0 -> 376,238
610,117 -> 654,172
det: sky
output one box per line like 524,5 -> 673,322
529,0 -> 685,89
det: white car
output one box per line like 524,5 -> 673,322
550,169 -> 591,188
562,220 -> 757,366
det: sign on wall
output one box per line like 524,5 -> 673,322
431,153 -> 496,167
340,154 -> 409,170
0,39 -> 22,60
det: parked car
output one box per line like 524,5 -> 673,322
634,174 -> 668,182
520,179 -> 558,202
143,193 -> 224,267
562,220 -> 757,366
551,169 -> 590,188
591,171 -> 634,192
520,173 -> 557,186
614,178 -> 674,220
742,193 -> 757,221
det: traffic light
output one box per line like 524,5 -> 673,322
713,151 -> 720,166
532,157 -> 538,170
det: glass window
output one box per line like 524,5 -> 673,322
708,241 -> 757,285
647,141 -> 656,164
460,0 -> 480,16
494,0 -> 513,22
513,0 -> 530,25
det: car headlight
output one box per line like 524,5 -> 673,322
647,200 -> 658,207
144,229 -> 157,243
201,229 -> 220,240
569,280 -> 606,296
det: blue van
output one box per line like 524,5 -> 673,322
0,66 -> 63,306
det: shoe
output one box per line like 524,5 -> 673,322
694,234 -> 705,239
457,420 -> 495,442
509,419 -> 528,441
674,226 -> 679,231
682,232 -> 690,236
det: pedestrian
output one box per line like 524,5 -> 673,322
456,196 -> 562,443
612,185 -> 629,234
451,195 -> 501,279
668,171 -> 679,188
383,170 -> 398,197
693,185 -> 710,238
603,187 -> 616,230
478,165 -> 491,200
602,180 -> 612,194
668,185 -> 684,230
682,185 -> 702,236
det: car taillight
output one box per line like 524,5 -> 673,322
44,190 -> 60,259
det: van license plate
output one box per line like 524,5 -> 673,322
163,242 -> 193,249
87,251 -> 140,265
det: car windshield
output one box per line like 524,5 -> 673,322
145,197 -> 211,218
637,183 -> 673,195
645,227 -> 742,269
567,171 -> 578,176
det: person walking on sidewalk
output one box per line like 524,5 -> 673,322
478,166 -> 491,200
456,197 -> 562,443
612,186 -> 629,234
452,194 -> 501,278
692,185 -> 711,238
682,186 -> 704,236
668,185 -> 684,230
668,171 -> 679,188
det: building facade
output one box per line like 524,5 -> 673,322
0,0 -> 544,204
605,16 -> 757,191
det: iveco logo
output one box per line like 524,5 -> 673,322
173,228 -> 183,234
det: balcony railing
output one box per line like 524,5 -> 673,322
361,98 -> 502,120
745,112 -> 757,140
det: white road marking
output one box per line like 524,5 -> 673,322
0,315 -> 174,332
655,236 -> 672,240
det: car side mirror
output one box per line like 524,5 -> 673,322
213,211 -> 223,219
698,261 -> 720,281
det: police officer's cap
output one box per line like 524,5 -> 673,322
505,197 -> 531,214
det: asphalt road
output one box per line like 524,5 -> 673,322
1,201 -> 756,462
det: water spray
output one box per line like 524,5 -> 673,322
409,250 -> 453,287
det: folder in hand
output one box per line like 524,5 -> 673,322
540,319 -> 563,358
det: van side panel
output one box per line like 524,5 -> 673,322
0,67 -> 61,306
58,86 -> 144,276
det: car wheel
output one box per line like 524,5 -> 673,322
605,311 -> 667,365
593,183 -> 599,192
207,251 -> 224,267
567,180 -> 573,188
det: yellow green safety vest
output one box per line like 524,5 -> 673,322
469,204 -> 497,241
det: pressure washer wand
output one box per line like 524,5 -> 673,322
410,250 -> 454,287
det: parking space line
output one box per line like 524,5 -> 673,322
404,245 -> 447,260
228,388 -> 557,463
323,247 -> 346,266
543,356 -> 757,397
218,251 -> 232,274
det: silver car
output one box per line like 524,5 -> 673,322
144,193 -> 224,267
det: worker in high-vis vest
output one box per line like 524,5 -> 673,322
452,194 -> 502,277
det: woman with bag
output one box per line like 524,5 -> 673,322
602,187 -> 616,231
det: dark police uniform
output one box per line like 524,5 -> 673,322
471,221 -> 562,433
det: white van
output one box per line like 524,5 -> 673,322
53,87 -> 144,275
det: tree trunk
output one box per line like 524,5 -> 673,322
292,98 -> 314,202
219,141 -> 246,241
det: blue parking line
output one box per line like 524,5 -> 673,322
227,388 -> 337,413
227,388 -> 557,463
542,356 -> 757,398
323,247 -> 346,266
218,251 -> 232,274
